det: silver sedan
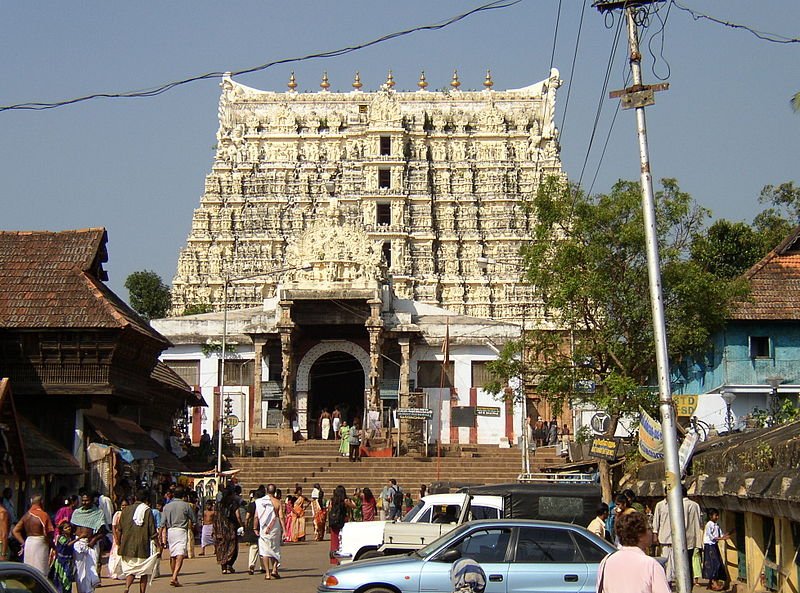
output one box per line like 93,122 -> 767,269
319,519 -> 615,593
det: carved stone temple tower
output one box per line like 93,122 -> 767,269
172,69 -> 563,325
162,70 -> 565,445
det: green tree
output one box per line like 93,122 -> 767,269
487,177 -> 747,500
124,270 -> 172,321
690,220 -> 765,279
754,182 -> 799,251
182,303 -> 214,316
792,91 -> 800,113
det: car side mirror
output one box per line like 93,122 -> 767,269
438,548 -> 462,563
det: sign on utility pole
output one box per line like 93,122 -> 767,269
592,2 -> 691,593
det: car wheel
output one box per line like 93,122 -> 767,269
364,588 -> 395,593
358,549 -> 384,560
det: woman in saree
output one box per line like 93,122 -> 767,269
291,486 -> 310,542
213,486 -> 242,574
282,495 -> 295,542
361,488 -> 377,522
338,421 -> 350,457
350,488 -> 363,522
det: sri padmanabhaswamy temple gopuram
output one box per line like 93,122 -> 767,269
154,70 -> 565,448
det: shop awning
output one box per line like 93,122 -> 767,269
18,417 -> 83,476
84,414 -> 188,473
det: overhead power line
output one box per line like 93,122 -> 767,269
671,1 -> 800,44
0,0 -> 520,113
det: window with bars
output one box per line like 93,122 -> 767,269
218,359 -> 254,387
165,360 -> 200,386
471,361 -> 490,388
417,361 -> 454,388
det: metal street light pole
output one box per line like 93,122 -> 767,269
618,7 -> 690,593
766,375 -> 783,423
720,390 -> 736,434
476,256 -> 530,474
216,276 -> 229,475
215,264 -> 312,476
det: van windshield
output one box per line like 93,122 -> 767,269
402,501 -> 425,522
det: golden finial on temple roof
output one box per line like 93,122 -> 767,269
450,69 -> 461,89
352,71 -> 363,90
417,71 -> 428,90
287,72 -> 298,92
320,71 -> 330,91
385,70 -> 396,89
483,70 -> 494,89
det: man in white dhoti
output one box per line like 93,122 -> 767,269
119,489 -> 159,593
11,495 -> 54,575
160,486 -> 194,587
71,493 -> 107,593
256,484 -> 283,579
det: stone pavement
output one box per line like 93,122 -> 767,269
99,541 -> 331,593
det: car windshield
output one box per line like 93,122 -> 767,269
414,522 -> 474,559
402,501 -> 425,522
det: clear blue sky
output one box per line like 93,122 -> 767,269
1,1 -> 798,299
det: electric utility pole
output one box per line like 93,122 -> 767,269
592,3 -> 691,593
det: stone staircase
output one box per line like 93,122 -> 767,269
229,441 -> 564,496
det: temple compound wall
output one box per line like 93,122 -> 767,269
171,70 -> 564,326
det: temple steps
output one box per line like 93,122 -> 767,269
229,442 -> 563,495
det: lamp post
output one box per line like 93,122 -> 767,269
720,390 -> 736,434
476,256 -> 530,474
216,265 -> 312,476
765,375 -> 784,424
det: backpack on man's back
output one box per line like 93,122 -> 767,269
392,487 -> 404,509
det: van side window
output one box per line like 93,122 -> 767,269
470,505 -> 500,520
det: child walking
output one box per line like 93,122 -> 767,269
702,508 -> 730,591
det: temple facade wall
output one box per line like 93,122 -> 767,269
171,71 -> 564,326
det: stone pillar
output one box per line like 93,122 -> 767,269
398,336 -> 411,398
366,298 -> 384,410
252,340 -> 265,433
278,300 -> 295,429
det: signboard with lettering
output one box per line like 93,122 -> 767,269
397,407 -> 433,420
589,436 -> 620,461
475,406 -> 501,417
673,394 -> 699,417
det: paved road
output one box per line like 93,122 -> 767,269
99,540 -> 332,593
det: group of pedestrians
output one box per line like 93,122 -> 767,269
526,416 -> 570,447
587,487 -> 733,592
8,488 -> 171,593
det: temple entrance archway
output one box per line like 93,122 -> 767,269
296,340 -> 369,439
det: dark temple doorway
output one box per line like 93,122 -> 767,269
308,351 -> 366,439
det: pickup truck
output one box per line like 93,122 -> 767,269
335,481 -> 601,564
335,492 -> 501,564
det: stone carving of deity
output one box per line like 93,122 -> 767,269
328,113 -> 342,132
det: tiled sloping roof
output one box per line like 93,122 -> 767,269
731,225 -> 800,320
151,362 -> 205,406
18,416 -> 84,476
0,229 -> 167,344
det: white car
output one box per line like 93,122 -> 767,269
336,492 -> 503,563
